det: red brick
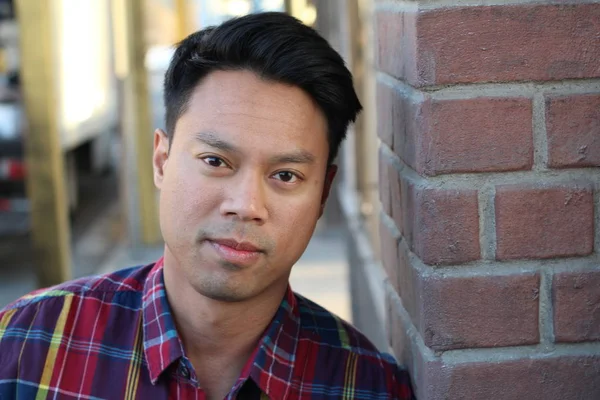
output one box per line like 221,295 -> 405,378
423,97 -> 533,175
375,12 -> 417,83
387,90 -> 534,176
389,321 -> 599,399
398,172 -> 415,241
375,80 -> 421,170
393,243 -> 539,350
392,92 -> 422,173
410,4 -> 600,86
387,289 -> 432,400
376,81 -> 394,149
411,187 -> 480,265
375,12 -> 402,80
378,147 -> 391,216
387,289 -> 414,369
396,241 -> 419,326
546,94 -> 600,168
428,353 -> 600,400
379,214 -> 399,291
553,269 -> 600,343
495,185 -> 594,260
388,163 -> 403,237
420,272 -> 540,350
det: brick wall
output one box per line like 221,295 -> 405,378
375,1 -> 600,398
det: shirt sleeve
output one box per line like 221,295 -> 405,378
0,294 -> 68,399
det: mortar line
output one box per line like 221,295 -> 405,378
538,269 -> 556,351
389,149 -> 599,190
532,92 -> 548,171
440,340 -> 600,364
385,281 -> 424,386
379,137 -> 393,155
538,81 -> 600,96
381,140 -> 410,176
427,80 -> 600,98
408,246 -> 600,277
478,185 -> 497,260
376,69 -> 600,96
380,208 -> 402,240
376,72 -> 425,102
385,279 -> 436,361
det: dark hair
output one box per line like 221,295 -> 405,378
163,12 -> 362,163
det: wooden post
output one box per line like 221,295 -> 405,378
175,0 -> 191,41
112,0 -> 161,246
15,0 -> 72,286
284,0 -> 294,15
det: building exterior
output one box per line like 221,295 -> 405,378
315,0 -> 600,398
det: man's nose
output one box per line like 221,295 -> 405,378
219,172 -> 268,223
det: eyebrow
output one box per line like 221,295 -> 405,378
194,131 -> 239,153
269,151 -> 316,165
194,131 -> 316,165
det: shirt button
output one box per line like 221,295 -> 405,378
178,364 -> 190,379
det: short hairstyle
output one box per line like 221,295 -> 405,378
163,12 -> 362,164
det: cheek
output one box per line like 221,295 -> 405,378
160,161 -> 222,228
271,195 -> 322,248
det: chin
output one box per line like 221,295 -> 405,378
193,279 -> 257,303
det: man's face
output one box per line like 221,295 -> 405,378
153,69 -> 335,302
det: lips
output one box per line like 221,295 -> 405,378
210,238 -> 262,252
206,238 -> 263,266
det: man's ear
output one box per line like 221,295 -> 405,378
153,129 -> 170,189
319,164 -> 338,218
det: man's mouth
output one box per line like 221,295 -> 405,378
209,238 -> 262,252
206,238 -> 263,265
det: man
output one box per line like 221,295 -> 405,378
0,12 -> 413,400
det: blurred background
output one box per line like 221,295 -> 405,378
0,0 -> 381,331
3,3 -> 598,397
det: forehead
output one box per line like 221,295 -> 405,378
174,70 -> 329,158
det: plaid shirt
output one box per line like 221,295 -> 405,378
0,258 -> 413,399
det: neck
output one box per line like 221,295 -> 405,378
161,248 -> 287,391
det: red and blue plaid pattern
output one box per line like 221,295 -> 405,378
0,258 -> 413,399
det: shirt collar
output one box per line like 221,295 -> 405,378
249,286 -> 302,398
142,257 -> 185,384
141,257 -> 303,396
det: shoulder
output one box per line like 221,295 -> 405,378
0,264 -> 151,327
0,264 -> 154,389
294,291 -> 389,359
294,293 -> 414,399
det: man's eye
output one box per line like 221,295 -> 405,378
201,156 -> 227,168
273,171 -> 299,183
